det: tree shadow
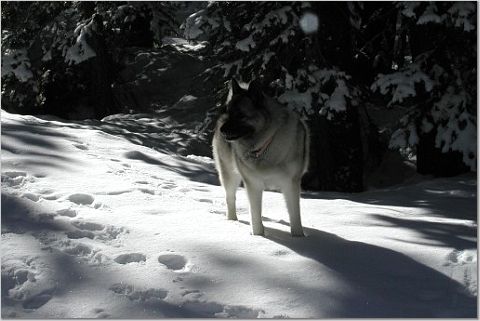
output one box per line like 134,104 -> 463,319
5,112 -> 218,185
1,194 -> 100,314
302,174 -> 477,222
300,174 -> 477,250
123,150 -> 219,186
264,226 -> 476,318
2,117 -> 80,172
370,214 -> 476,249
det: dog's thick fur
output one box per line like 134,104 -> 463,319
212,79 -> 309,236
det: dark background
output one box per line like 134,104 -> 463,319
1,1 -> 477,192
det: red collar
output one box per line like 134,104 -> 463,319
251,135 -> 273,158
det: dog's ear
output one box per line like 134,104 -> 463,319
230,78 -> 242,95
247,79 -> 264,107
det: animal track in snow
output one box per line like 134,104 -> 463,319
272,249 -> 290,257
138,188 -> 155,195
114,253 -> 147,264
443,249 -> 477,297
67,193 -> 95,205
72,221 -> 104,231
181,289 -> 202,300
92,308 -> 110,318
2,254 -> 57,311
66,230 -> 95,240
2,171 -> 32,187
68,221 -> 127,242
61,242 -> 93,256
35,188 -> 62,201
444,249 -> 477,266
103,189 -> 133,196
22,192 -> 40,202
157,253 -> 187,271
196,198 -> 213,204
73,143 -> 88,151
56,208 -> 77,218
22,290 -> 54,309
109,283 -> 168,302
209,209 -> 226,215
180,301 -> 264,318
160,182 -> 177,190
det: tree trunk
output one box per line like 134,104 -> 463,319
303,105 -> 365,192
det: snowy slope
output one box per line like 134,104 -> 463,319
1,110 -> 477,318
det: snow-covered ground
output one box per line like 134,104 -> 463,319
1,110 -> 477,318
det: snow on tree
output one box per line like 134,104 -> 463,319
372,1 -> 476,173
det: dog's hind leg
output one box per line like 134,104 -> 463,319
282,179 -> 304,237
244,181 -> 264,236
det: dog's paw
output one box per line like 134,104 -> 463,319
251,228 -> 265,236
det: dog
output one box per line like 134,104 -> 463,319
212,79 -> 309,236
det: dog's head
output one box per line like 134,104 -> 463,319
220,79 -> 268,141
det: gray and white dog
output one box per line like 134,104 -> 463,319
212,79 -> 309,236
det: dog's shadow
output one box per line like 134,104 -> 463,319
262,226 -> 476,317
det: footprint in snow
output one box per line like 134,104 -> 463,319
272,249 -> 290,257
444,249 -> 477,266
73,143 -> 88,151
137,188 -> 155,195
66,230 -> 95,240
56,208 -> 77,218
22,192 -> 40,202
114,253 -> 147,264
209,209 -> 225,215
157,253 -> 187,271
22,290 -> 55,310
68,193 -> 95,205
160,182 -> 177,190
2,171 -> 32,187
180,301 -> 264,318
92,308 -> 110,319
195,198 -> 213,204
69,221 -> 126,242
72,221 -> 104,231
3,260 -> 56,310
109,283 -> 168,302
62,243 -> 93,256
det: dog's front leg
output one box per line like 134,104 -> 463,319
244,181 -> 264,236
224,174 -> 241,221
282,179 -> 304,237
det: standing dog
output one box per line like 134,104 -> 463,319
212,79 -> 309,236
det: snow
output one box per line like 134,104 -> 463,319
1,49 -> 33,82
325,79 -> 350,112
371,64 -> 433,106
1,110 -> 477,318
448,2 -> 476,32
417,3 -> 444,25
183,9 -> 220,41
162,37 -> 208,52
64,20 -> 97,65
235,34 -> 256,52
